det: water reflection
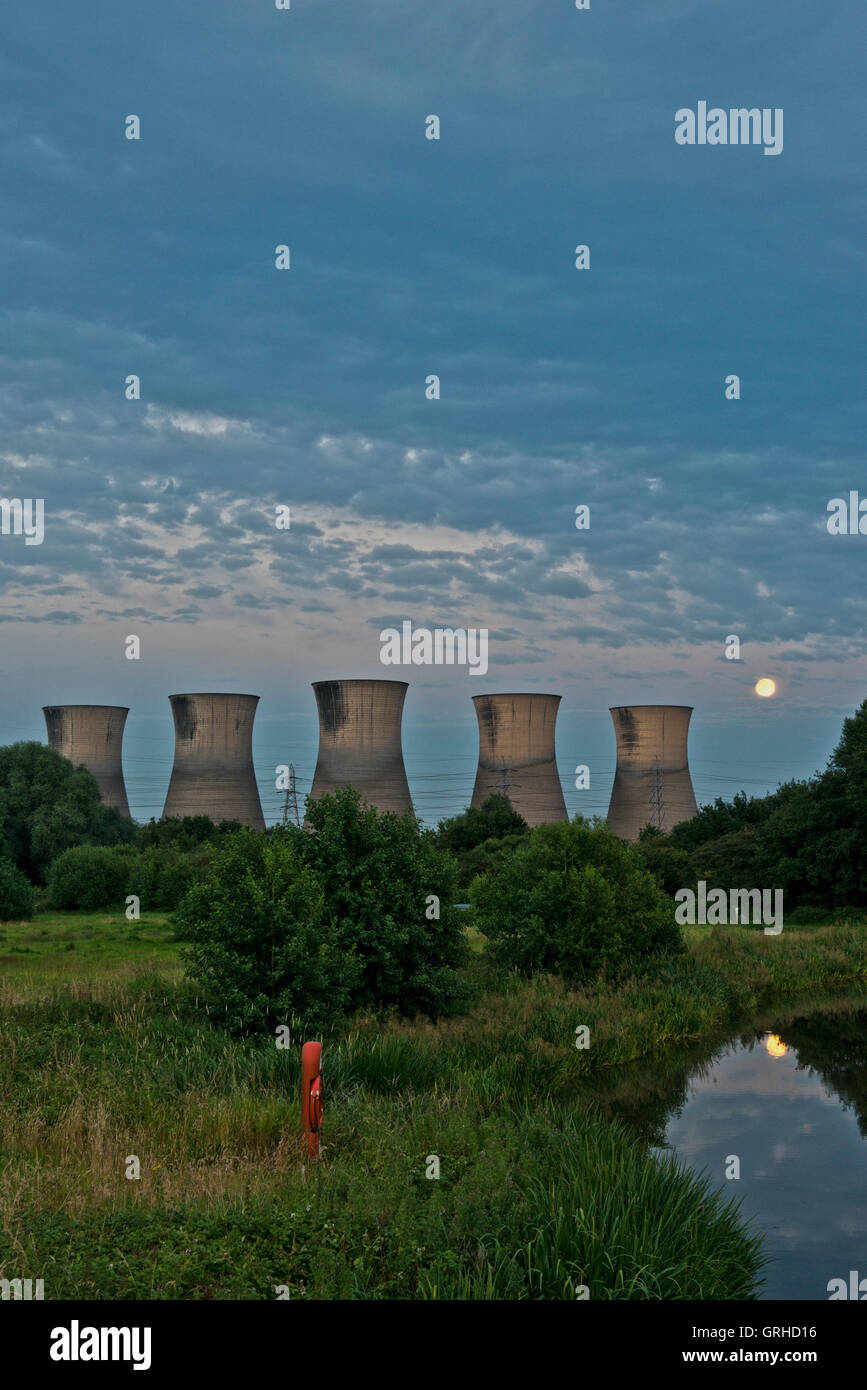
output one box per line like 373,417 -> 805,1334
582,1005 -> 867,1300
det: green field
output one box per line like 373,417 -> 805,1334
1,912 -> 865,1299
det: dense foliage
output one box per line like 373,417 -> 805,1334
0,742 -> 136,883
127,845 -> 204,912
436,794 -> 529,892
47,844 -> 134,911
173,828 -> 358,1033
175,787 -> 469,1033
140,815 -> 242,851
641,700 -> 867,914
436,793 -> 528,854
470,817 -> 683,981
0,855 -> 34,920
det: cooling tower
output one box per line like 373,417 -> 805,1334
162,693 -> 265,829
308,679 -> 413,817
43,704 -> 131,817
606,704 -> 698,841
470,693 -> 567,826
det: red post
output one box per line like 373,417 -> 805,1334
301,1041 -> 323,1158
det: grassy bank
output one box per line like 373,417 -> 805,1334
0,912 -> 864,1298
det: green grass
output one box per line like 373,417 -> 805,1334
1,1101 -> 761,1300
0,911 -> 180,997
1,911 -> 865,1298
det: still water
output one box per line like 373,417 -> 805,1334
596,1008 -> 867,1300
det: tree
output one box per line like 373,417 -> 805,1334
47,845 -> 134,911
436,794 -> 528,855
175,789 -> 470,1033
140,816 -> 242,851
636,826 -> 692,897
174,828 -> 358,1034
639,700 -> 867,915
295,787 -> 469,1019
0,742 -> 137,883
436,794 -> 529,893
667,790 -> 772,853
0,856 -> 34,920
127,845 -> 203,912
470,817 -> 682,983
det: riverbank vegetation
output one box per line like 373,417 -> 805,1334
2,702 -> 866,1297
1,911 -> 865,1298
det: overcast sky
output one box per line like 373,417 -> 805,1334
0,1 -> 864,824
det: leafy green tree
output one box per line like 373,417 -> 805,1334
636,826 -> 693,897
436,794 -> 528,855
689,827 -> 764,894
0,856 -> 34,920
0,742 -> 138,883
47,845 -> 133,911
127,845 -> 203,912
455,832 -> 528,895
642,702 -> 867,914
174,827 -> 361,1033
140,816 -> 242,851
437,794 -> 529,893
470,817 -> 682,982
175,790 -> 470,1032
667,790 -> 772,853
294,787 -> 469,1019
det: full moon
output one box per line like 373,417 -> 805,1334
755,678 -> 776,698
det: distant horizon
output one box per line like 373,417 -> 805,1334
4,683 -> 856,830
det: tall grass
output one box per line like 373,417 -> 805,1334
0,914 -> 863,1298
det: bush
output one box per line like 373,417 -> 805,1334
47,845 -> 132,911
175,788 -> 470,1033
437,795 -> 530,892
296,786 -> 469,1020
637,826 -> 694,897
0,741 -> 138,883
174,827 -> 360,1033
436,794 -> 528,855
127,846 -> 202,913
455,832 -> 527,895
470,817 -> 683,982
0,856 -> 34,920
140,816 -> 242,851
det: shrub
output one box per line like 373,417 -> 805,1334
173,827 -> 360,1033
140,816 -> 242,851
0,856 -> 34,920
455,832 -> 527,895
47,845 -> 132,911
0,741 -> 138,883
436,794 -> 528,855
175,788 -> 470,1033
470,817 -> 683,982
636,826 -> 694,897
296,786 -> 470,1019
127,846 -> 201,912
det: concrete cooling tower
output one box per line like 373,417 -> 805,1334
470,693 -> 567,827
308,679 -> 413,817
43,704 -> 131,817
606,704 -> 698,841
162,693 -> 265,829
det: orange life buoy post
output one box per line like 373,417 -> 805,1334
301,1041 -> 323,1158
